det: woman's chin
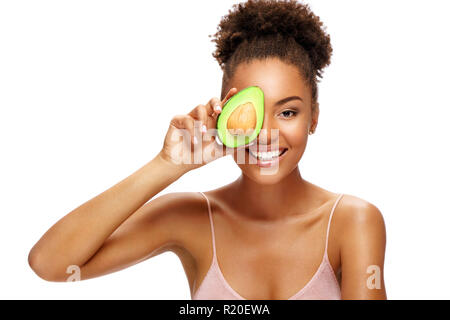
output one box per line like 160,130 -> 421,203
236,162 -> 288,185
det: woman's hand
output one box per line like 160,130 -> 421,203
158,88 -> 238,173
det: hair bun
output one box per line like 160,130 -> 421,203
210,0 -> 332,77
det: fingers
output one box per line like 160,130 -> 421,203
189,87 -> 238,130
188,105 -> 208,132
204,87 -> 238,118
221,87 -> 238,106
170,114 -> 197,145
173,87 -> 240,149
207,97 -> 222,117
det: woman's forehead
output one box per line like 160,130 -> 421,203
230,58 -> 310,105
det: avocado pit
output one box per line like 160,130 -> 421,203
226,102 -> 257,136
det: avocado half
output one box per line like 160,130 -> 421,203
216,86 -> 264,148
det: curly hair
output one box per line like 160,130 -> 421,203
209,0 -> 332,110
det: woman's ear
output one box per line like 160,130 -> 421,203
310,102 -> 320,133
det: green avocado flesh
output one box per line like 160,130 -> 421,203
216,86 -> 264,148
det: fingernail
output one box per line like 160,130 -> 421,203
201,124 -> 207,133
214,105 -> 221,113
193,136 -> 198,144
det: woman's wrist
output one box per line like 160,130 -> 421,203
153,151 -> 191,178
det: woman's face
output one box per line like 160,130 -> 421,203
225,57 -> 318,184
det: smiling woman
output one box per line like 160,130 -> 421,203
28,0 -> 386,300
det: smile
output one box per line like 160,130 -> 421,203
244,147 -> 288,167
248,148 -> 287,160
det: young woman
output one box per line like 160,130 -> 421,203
28,0 -> 387,300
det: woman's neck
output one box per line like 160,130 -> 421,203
228,166 -> 313,221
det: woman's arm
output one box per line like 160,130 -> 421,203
27,153 -> 188,281
339,200 -> 387,299
28,88 -> 237,282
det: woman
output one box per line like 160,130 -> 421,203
28,0 -> 387,300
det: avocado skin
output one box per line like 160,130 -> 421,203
216,86 -> 264,148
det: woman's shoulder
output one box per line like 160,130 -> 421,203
335,193 -> 385,226
332,193 -> 386,247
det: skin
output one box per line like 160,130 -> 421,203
28,57 -> 387,300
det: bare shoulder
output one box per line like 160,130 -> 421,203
333,194 -> 386,254
334,194 -> 385,228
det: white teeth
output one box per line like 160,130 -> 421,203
249,149 -> 284,160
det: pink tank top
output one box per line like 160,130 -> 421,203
192,192 -> 344,300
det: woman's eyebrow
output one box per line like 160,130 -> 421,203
274,95 -> 303,107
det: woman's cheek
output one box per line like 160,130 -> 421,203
280,120 -> 308,148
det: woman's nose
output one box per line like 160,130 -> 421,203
256,116 -> 280,147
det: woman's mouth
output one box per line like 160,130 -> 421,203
245,147 -> 288,167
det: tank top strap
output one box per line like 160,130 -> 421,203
198,192 -> 217,258
324,193 -> 345,257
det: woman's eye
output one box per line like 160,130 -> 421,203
280,110 -> 298,118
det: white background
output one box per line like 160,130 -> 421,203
1,0 -> 449,299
